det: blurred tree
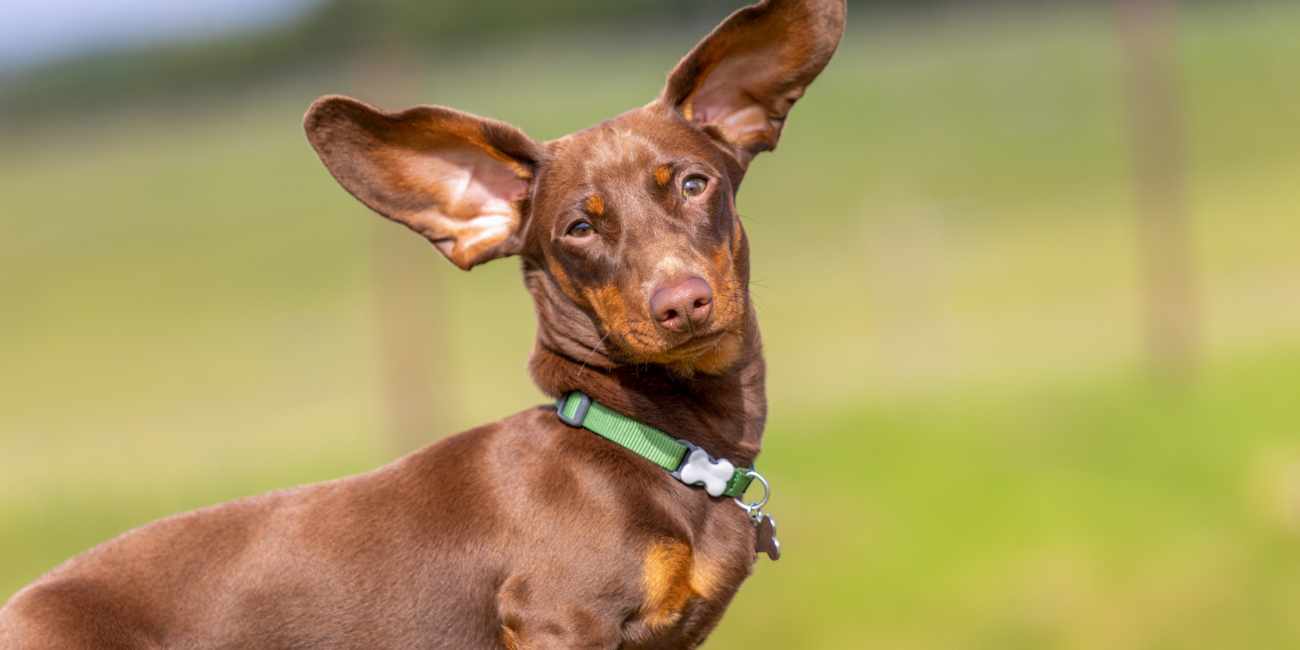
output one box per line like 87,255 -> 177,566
347,41 -> 451,455
1117,0 -> 1199,378
371,224 -> 448,455
0,0 -> 972,125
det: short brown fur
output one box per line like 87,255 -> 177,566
0,1 -> 845,648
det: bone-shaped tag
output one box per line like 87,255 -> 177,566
678,448 -> 735,497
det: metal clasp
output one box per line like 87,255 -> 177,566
555,392 -> 592,427
733,469 -> 771,522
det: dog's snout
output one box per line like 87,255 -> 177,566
650,276 -> 713,333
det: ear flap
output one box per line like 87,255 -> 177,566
304,95 -> 542,270
662,0 -> 846,167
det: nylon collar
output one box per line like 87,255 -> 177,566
555,391 -> 756,500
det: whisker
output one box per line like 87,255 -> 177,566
575,329 -> 613,380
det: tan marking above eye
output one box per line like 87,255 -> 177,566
584,194 -> 605,216
654,165 -> 673,187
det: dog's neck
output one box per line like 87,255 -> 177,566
529,312 -> 767,468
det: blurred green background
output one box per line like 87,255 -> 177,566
3,1 -> 1299,647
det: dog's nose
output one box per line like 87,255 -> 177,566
650,276 -> 714,332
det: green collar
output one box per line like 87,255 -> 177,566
555,391 -> 756,500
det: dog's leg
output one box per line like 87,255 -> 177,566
497,613 -> 621,650
496,573 -> 624,650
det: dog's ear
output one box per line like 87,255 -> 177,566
661,0 -> 846,167
304,95 -> 541,270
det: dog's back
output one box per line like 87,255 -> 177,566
2,408 -> 757,648
5,413 -> 528,648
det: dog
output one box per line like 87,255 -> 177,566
0,1 -> 845,647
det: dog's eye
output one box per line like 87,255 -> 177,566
682,175 -> 709,198
565,219 -> 594,238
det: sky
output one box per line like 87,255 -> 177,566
0,0 -> 316,69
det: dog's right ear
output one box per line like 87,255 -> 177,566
661,0 -> 846,168
304,96 -> 542,270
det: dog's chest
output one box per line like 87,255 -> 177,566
623,519 -> 757,647
490,506 -> 755,648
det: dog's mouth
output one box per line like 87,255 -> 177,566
665,329 -> 746,375
669,329 -> 728,354
607,325 -> 744,376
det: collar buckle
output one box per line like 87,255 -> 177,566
555,392 -> 592,427
671,440 -> 737,497
669,438 -> 705,479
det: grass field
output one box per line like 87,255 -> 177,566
2,2 -> 1299,647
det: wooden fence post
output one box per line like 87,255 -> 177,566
1117,0 -> 1199,378
355,44 -> 449,452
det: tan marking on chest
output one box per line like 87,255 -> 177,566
641,540 -> 696,630
689,553 -> 728,600
501,625 -> 521,650
641,540 -> 731,630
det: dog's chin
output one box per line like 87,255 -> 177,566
614,329 -> 745,377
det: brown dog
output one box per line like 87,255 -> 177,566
0,1 -> 844,647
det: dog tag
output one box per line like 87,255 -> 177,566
755,514 -> 780,561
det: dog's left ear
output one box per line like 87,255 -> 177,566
304,95 -> 541,270
661,0 -> 846,167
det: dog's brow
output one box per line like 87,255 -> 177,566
584,195 -> 605,216
654,164 -> 674,187
585,128 -> 661,170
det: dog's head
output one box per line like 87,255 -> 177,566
305,0 -> 845,376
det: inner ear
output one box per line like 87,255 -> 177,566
661,0 -> 846,167
304,95 -> 542,270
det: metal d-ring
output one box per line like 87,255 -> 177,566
733,469 -> 771,518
